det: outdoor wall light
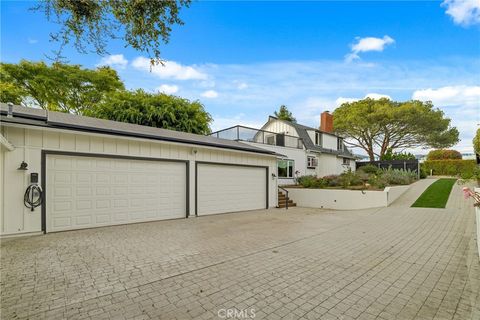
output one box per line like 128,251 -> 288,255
271,173 -> 276,179
17,161 -> 28,170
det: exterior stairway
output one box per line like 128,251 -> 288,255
278,190 -> 296,208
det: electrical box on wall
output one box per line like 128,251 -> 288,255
30,173 -> 39,184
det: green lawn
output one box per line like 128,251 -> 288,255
411,178 -> 457,208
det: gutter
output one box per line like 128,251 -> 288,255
1,116 -> 277,157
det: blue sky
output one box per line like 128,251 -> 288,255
1,0 -> 479,154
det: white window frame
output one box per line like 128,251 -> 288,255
277,159 -> 295,178
342,158 -> 350,165
307,156 -> 318,169
315,132 -> 322,146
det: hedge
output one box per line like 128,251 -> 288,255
427,149 -> 462,160
422,160 -> 477,177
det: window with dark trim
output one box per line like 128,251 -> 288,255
307,156 -> 318,168
278,159 -> 294,178
337,138 -> 344,151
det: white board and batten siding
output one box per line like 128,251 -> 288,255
197,163 -> 267,216
0,125 -> 277,235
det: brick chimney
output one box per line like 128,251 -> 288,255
320,111 -> 333,133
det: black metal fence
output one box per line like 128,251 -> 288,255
356,160 -> 420,173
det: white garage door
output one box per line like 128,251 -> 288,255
197,163 -> 267,216
46,154 -> 187,232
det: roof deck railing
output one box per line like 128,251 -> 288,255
210,125 -> 303,149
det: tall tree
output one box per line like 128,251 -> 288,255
86,90 -> 212,135
333,98 -> 459,161
474,129 -> 480,155
34,0 -> 191,62
274,105 -> 296,122
0,82 -> 24,105
1,60 -> 124,114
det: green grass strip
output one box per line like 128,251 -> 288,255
411,178 -> 457,208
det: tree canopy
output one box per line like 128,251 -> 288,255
380,148 -> 416,161
274,105 -> 296,122
85,90 -> 212,135
0,60 -> 213,134
34,0 -> 191,62
474,129 -> 480,155
1,60 -> 124,114
333,98 -> 459,161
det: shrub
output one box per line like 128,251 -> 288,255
427,149 -> 462,160
324,175 -> 341,187
422,160 -> 476,177
297,175 -> 316,188
419,167 -> 427,179
381,148 -> 416,161
297,175 -> 327,188
368,176 -> 388,189
339,169 -> 363,188
358,164 -> 379,174
378,168 -> 417,185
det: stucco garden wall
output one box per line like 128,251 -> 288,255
285,185 -> 411,210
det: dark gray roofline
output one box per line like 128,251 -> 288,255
268,116 -> 343,138
0,104 -> 276,156
265,117 -> 354,158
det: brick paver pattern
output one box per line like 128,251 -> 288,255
1,179 -> 479,319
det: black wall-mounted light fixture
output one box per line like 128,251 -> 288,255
17,161 -> 28,170
271,173 -> 276,179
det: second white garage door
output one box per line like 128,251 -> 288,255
45,153 -> 187,232
196,163 -> 267,216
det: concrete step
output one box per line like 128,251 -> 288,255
278,203 -> 296,208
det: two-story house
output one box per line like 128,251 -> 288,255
210,111 -> 356,185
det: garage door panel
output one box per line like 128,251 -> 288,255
197,164 -> 267,216
46,154 -> 187,232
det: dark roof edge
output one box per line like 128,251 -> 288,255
271,117 -> 342,138
0,109 -> 47,121
1,116 -> 276,156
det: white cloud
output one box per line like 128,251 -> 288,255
131,57 -> 207,80
97,54 -> 128,69
335,93 -> 392,106
412,85 -> 480,106
156,84 -> 179,95
201,90 -> 219,98
412,85 -> 480,153
122,58 -> 479,154
211,114 -> 264,132
442,0 -> 480,26
27,38 -> 38,44
237,82 -> 248,90
345,35 -> 395,62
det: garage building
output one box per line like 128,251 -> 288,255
0,104 -> 278,236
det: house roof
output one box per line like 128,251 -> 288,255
270,117 -> 356,159
0,103 -> 277,156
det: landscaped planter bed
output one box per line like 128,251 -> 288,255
284,185 -> 411,210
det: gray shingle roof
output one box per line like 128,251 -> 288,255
273,117 -> 355,158
0,103 -> 276,156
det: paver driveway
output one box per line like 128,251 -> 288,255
1,179 -> 479,320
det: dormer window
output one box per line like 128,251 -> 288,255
315,132 -> 322,146
337,138 -> 344,151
